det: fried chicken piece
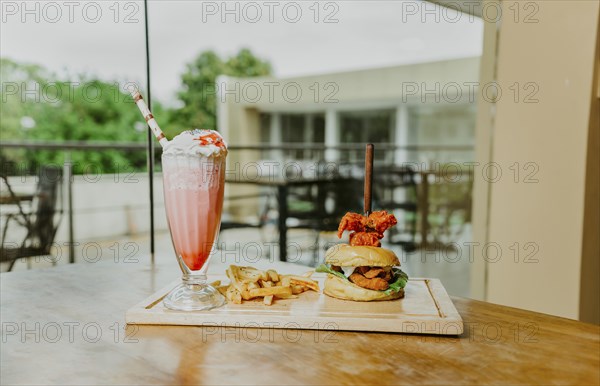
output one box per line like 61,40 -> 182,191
363,267 -> 384,279
349,272 -> 389,291
379,269 -> 392,281
337,211 -> 397,246
365,211 -> 398,234
349,231 -> 382,247
337,212 -> 367,238
331,265 -> 343,273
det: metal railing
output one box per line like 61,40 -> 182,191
1,140 -> 473,152
1,140 -> 474,264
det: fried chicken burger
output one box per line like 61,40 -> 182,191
316,211 -> 409,301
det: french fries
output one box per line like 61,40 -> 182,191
221,265 -> 319,306
249,286 -> 292,298
267,269 -> 279,282
287,276 -> 320,292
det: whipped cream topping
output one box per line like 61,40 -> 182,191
163,129 -> 228,157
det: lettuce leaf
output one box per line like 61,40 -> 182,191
316,264 -> 409,295
315,264 -> 348,281
384,268 -> 409,295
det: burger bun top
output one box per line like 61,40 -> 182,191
325,244 -> 400,267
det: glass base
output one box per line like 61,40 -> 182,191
163,282 -> 226,311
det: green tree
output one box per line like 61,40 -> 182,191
171,48 -> 271,134
0,58 -> 148,174
0,49 -> 271,174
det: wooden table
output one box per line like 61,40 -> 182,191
0,193 -> 34,206
1,258 -> 598,385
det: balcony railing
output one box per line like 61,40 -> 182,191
1,140 -> 474,267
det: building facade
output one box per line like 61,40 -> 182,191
217,57 -> 480,168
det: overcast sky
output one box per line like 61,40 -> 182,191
1,0 -> 483,105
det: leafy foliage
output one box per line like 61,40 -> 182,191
170,48 -> 271,133
0,49 -> 271,174
1,58 -> 148,173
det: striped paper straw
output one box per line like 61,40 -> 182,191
128,86 -> 169,148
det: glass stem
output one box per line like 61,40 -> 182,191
182,273 -> 207,286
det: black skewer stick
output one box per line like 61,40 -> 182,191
364,144 -> 374,217
144,0 -> 155,265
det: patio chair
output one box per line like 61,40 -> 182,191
218,190 -> 274,253
285,163 -> 364,264
373,165 -> 418,252
0,166 -> 63,272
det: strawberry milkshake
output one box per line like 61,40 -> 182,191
161,129 -> 227,311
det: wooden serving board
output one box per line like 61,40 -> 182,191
126,275 -> 463,335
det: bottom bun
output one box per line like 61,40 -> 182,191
323,274 -> 405,302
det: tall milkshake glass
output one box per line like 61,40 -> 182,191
161,129 -> 227,311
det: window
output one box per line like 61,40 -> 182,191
259,113 -> 325,160
407,104 -> 476,163
339,109 -> 395,161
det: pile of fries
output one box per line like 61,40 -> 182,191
219,265 -> 319,306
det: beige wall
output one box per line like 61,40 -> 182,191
217,57 -> 480,115
217,88 -> 262,219
472,0 -> 599,320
